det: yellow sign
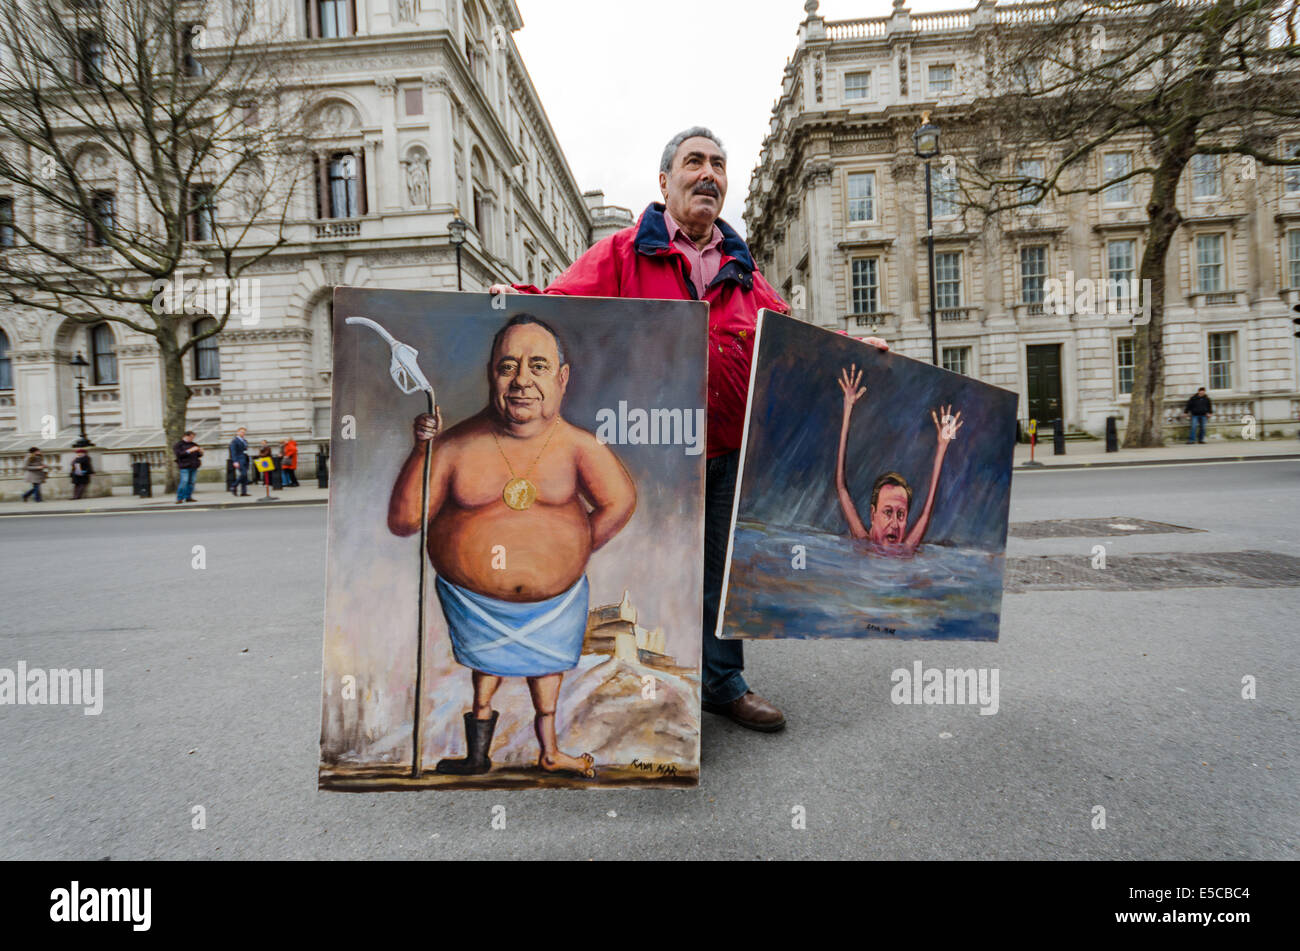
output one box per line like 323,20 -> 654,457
254,457 -> 275,473
1027,419 -> 1037,436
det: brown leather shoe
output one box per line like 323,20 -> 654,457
702,690 -> 786,732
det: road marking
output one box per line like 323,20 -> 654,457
1016,457 -> 1299,473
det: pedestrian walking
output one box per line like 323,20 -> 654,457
69,449 -> 94,500
21,447 -> 49,502
280,437 -> 299,487
228,427 -> 250,496
1184,387 -> 1213,444
173,430 -> 203,503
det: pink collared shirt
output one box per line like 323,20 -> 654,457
663,208 -> 723,299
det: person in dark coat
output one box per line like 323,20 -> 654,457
174,431 -> 203,503
69,449 -> 94,500
21,447 -> 48,503
228,427 -> 250,496
1184,387 -> 1213,444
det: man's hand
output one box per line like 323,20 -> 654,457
838,364 -> 866,413
931,405 -> 963,445
862,337 -> 889,351
413,407 -> 443,444
488,284 -> 516,296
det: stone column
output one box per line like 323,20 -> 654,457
803,162 -> 836,327
362,138 -> 381,214
374,75 -> 400,212
424,68 -> 457,210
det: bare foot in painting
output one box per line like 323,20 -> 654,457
538,750 -> 595,777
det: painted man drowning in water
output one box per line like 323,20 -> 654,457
834,363 -> 962,557
387,314 -> 636,778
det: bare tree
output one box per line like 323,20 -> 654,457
943,0 -> 1300,446
0,0 -> 313,486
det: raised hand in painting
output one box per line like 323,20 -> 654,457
930,405 -> 963,448
838,364 -> 866,416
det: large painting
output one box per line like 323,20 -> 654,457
717,310 -> 1018,641
320,288 -> 707,790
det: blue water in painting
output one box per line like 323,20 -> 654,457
722,521 -> 1005,641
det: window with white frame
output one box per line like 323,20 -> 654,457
1288,229 -> 1300,288
1195,233 -> 1225,293
1285,140 -> 1300,195
933,172 -> 959,217
1107,239 -> 1136,297
1016,158 -> 1044,206
0,196 -> 13,248
1191,153 -> 1221,199
1020,245 -> 1048,304
936,251 -> 962,308
847,171 -> 875,223
1102,152 -> 1132,205
1116,337 -> 1134,395
844,71 -> 871,100
928,64 -> 955,95
942,345 -> 970,376
1207,331 -> 1235,390
851,257 -> 879,314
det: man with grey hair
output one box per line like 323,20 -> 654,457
493,127 -> 887,733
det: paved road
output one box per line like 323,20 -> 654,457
1,460 -> 1296,859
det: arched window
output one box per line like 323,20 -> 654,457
90,322 -> 117,385
192,318 -> 219,380
0,328 -> 11,390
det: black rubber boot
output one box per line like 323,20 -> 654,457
435,711 -> 498,775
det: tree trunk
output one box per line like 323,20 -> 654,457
1122,155 -> 1187,448
158,332 -> 191,494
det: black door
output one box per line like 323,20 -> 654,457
1026,344 -> 1063,424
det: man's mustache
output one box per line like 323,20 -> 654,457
693,182 -> 720,198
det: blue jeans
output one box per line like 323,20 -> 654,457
702,451 -> 748,705
176,467 -> 198,501
22,483 -> 42,502
1187,415 -> 1206,443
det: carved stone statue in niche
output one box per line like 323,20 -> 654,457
405,157 -> 430,206
396,0 -> 415,23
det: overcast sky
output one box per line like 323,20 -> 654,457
513,0 -> 958,237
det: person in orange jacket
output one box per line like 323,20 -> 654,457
280,437 -> 299,487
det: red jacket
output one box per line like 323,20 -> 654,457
514,202 -> 789,458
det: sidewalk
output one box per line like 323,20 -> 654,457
1014,435 -> 1300,469
1,439 -> 1296,517
0,483 -> 330,517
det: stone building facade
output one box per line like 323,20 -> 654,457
0,0 -> 621,490
744,0 -> 1300,437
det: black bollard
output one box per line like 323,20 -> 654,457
1053,418 -> 1066,455
316,441 -> 329,489
1105,416 -> 1119,452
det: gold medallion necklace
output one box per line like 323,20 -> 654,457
492,417 -> 560,511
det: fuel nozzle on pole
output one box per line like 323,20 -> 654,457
345,316 -> 435,400
346,314 -> 436,778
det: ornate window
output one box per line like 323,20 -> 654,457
193,318 -> 220,380
91,323 -> 117,385
850,258 -> 879,314
847,172 -> 875,223
0,328 -> 11,390
1115,338 -> 1134,395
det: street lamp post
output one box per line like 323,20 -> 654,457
913,112 -> 942,366
448,214 -> 468,291
70,352 -> 93,447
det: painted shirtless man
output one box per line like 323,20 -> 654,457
388,314 -> 637,777
834,363 -> 962,556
